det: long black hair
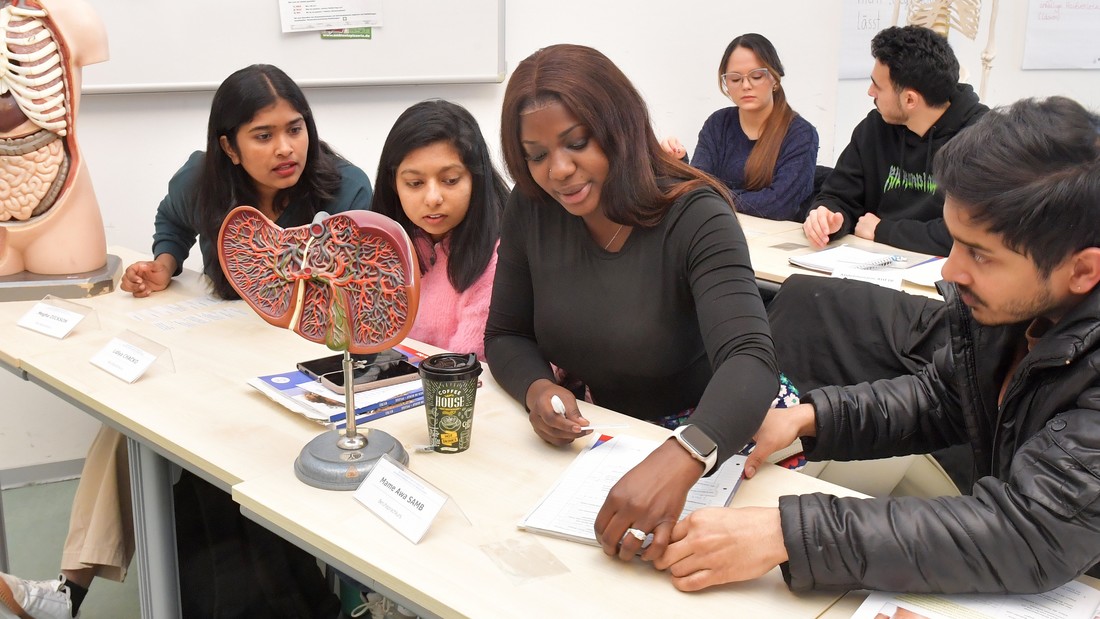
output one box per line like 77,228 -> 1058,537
197,64 -> 343,298
371,99 -> 507,292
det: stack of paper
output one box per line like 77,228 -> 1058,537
851,579 -> 1100,619
248,370 -> 424,429
519,434 -> 746,545
247,343 -> 431,429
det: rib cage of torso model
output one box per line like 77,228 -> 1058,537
0,0 -> 71,223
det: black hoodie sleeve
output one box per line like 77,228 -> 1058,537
811,115 -> 874,239
874,217 -> 952,255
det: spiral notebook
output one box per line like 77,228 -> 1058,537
788,244 -> 901,274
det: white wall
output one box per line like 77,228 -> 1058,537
832,1 -> 1100,163
6,0 -> 1100,474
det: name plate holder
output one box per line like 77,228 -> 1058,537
354,454 -> 471,544
16,295 -> 100,339
89,329 -> 175,384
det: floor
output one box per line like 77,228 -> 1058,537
2,479 -> 140,618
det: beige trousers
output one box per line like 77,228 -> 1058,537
60,426 -> 134,582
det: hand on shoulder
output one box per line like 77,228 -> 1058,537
659,136 -> 687,159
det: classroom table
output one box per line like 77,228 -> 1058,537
234,371 -> 865,618
1,247 -> 870,618
1,248 -> 376,616
737,213 -> 944,300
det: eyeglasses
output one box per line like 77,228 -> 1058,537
722,68 -> 771,91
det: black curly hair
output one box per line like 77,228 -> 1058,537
871,26 -> 959,107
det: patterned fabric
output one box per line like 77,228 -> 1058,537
648,373 -> 807,471
556,370 -> 808,472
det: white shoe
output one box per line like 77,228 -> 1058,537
0,573 -> 75,619
349,592 -> 416,619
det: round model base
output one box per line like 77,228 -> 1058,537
294,429 -> 409,491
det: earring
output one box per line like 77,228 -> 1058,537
773,84 -> 778,91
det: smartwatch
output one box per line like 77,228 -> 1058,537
671,424 -> 718,475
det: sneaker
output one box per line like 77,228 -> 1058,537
0,573 -> 75,619
348,592 -> 416,619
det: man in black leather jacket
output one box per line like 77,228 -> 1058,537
655,96 -> 1100,594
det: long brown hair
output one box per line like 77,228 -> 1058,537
501,44 -> 732,227
718,34 -> 797,191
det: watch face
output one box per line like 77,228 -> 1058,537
681,425 -> 717,457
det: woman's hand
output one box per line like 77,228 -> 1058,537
120,255 -> 176,298
524,379 -> 592,446
659,136 -> 687,159
594,439 -> 702,562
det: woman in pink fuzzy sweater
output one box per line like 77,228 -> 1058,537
371,100 -> 508,359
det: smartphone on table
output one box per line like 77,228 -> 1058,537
296,348 -> 420,394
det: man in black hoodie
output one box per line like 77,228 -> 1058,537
803,26 -> 988,255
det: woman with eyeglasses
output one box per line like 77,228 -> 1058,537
661,33 -> 818,221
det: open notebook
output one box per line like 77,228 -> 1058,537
788,244 -> 903,273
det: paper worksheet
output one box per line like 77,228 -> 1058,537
519,434 -> 746,545
851,579 -> 1100,619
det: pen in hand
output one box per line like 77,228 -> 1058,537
549,395 -> 618,432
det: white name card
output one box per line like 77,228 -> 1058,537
354,455 -> 447,543
17,302 -> 84,338
831,265 -> 903,290
90,337 -> 157,383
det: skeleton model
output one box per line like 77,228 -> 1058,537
0,0 -> 108,276
894,0 -> 999,98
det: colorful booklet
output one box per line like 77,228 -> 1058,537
518,434 -> 746,546
248,369 -> 424,429
248,343 -> 433,429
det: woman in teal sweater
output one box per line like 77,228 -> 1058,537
121,64 -> 372,299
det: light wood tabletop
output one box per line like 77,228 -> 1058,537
1,246 -> 866,618
737,214 -> 944,299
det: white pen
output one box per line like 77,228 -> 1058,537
578,424 -> 628,432
551,394 -> 567,416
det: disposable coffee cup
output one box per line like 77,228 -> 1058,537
420,353 -> 483,453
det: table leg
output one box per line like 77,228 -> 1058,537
0,486 -> 9,573
127,439 -> 181,619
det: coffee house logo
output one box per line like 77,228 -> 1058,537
434,388 -> 465,410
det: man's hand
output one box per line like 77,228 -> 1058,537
659,136 -> 687,160
744,403 -> 816,479
803,206 -> 844,248
120,254 -> 176,298
854,212 -> 881,240
594,439 -> 702,563
655,506 -> 788,591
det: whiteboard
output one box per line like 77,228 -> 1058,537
1022,0 -> 1100,70
81,0 -> 505,94
838,0 -> 907,79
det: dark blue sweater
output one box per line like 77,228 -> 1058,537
691,107 -> 818,221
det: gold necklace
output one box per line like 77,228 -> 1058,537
603,224 -> 625,250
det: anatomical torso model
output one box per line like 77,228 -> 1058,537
0,0 -> 108,276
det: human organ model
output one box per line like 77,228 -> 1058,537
0,0 -> 108,276
218,206 -> 420,354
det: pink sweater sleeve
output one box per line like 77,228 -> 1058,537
408,241 -> 498,361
